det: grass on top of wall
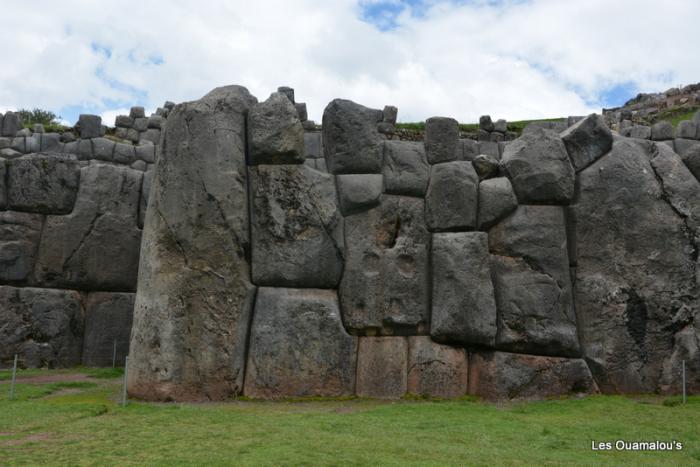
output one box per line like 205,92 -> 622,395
1,370 -> 699,465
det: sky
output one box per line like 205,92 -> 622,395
0,0 -> 696,126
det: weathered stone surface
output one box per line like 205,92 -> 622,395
340,195 -> 429,334
135,143 -> 155,164
7,153 -> 80,214
336,174 -> 383,216
479,115 -> 494,132
650,143 -> 700,230
248,92 -> 304,165
148,115 -> 164,129
92,137 -> 115,161
674,138 -> 700,158
651,121 -> 674,140
82,292 -> 135,367
114,142 -> 136,165
459,139 -> 479,161
322,99 -> 383,174
494,119 -> 507,133
425,161 -> 478,231
574,137 -> 698,393
677,120 -> 698,139
489,205 -> 579,357
40,133 -> 61,152
0,211 -> 43,282
129,106 -> 145,119
0,286 -> 84,368
425,117 -> 459,164
472,154 -> 499,179
128,85 -> 257,401
304,132 -> 323,159
243,288 -> 357,398
250,164 -> 343,288
139,169 -> 153,229
140,128 -> 161,145
0,157 -> 5,208
629,125 -> 651,139
133,117 -> 148,132
34,163 -> 142,291
477,177 -> 517,230
295,103 -> 308,122
659,309 -> 700,395
560,113 -> 613,171
277,86 -> 295,103
501,127 -> 574,204
2,111 -> 21,136
382,141 -> 429,197
115,115 -> 133,128
681,143 -> 700,180
356,337 -> 407,398
406,337 -> 468,398
78,114 -> 102,139
468,352 -> 596,400
431,232 -> 497,347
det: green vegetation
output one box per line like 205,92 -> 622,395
16,108 -> 70,132
0,367 -> 123,381
651,106 -> 700,128
1,372 -> 699,465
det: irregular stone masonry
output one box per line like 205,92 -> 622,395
2,86 -> 699,403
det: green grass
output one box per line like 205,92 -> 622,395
0,367 -> 124,381
1,374 -> 699,465
651,106 -> 700,128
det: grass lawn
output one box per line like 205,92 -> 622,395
0,370 -> 698,466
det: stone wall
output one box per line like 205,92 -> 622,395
0,105 -> 166,368
123,85 -> 699,402
2,85 -> 699,401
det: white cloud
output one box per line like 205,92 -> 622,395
0,0 -> 697,124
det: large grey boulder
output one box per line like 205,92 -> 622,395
322,99 -> 383,174
406,337 -> 468,398
651,121 -> 674,140
250,164 -> 344,288
471,154 -> 499,179
430,232 -> 497,347
680,143 -> 700,180
573,137 -> 699,393
489,205 -> 579,357
248,92 -> 305,164
677,120 -> 697,139
6,153 -> 80,214
382,141 -> 429,197
477,177 -> 518,230
356,337 -> 408,398
336,174 -> 383,216
501,127 -> 575,204
128,85 -> 258,401
340,195 -> 429,334
138,169 -> 153,228
0,158 -> 5,208
650,143 -> 700,230
2,111 -> 21,136
243,288 -> 357,398
468,352 -> 596,400
0,286 -> 84,368
78,114 -> 102,139
659,311 -> 700,395
304,132 -> 323,158
34,163 -> 142,291
82,292 -> 134,367
425,161 -> 478,231
424,117 -> 459,164
0,211 -> 43,282
560,113 -> 613,171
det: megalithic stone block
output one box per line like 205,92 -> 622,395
424,117 -> 459,164
250,164 -> 344,288
425,161 -> 479,231
82,292 -> 135,367
243,288 -> 357,399
127,85 -> 258,401
407,336 -> 468,398
356,337 -> 408,399
248,92 -> 305,165
430,232 -> 497,347
322,99 -> 383,174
